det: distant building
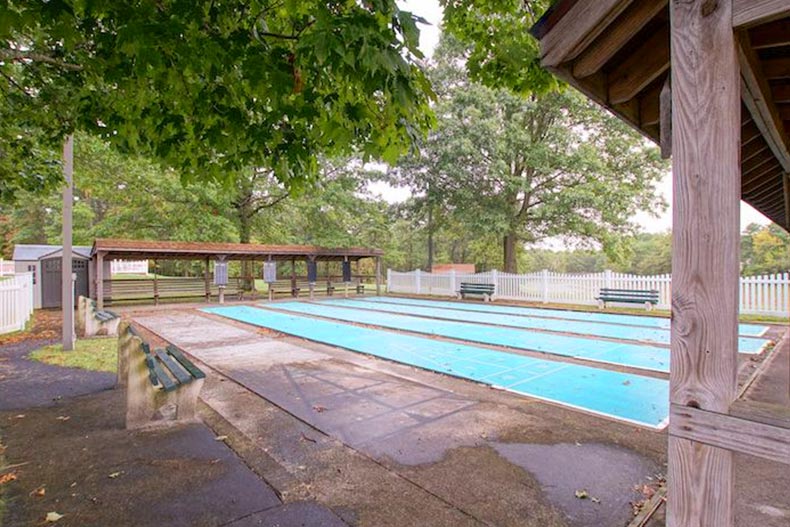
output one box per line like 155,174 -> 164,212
13,244 -> 92,309
431,263 -> 476,274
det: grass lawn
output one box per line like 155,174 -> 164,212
29,337 -> 117,373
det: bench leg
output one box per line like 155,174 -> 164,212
597,299 -> 605,310
645,301 -> 653,312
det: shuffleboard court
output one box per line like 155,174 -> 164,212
260,301 -> 672,373
203,305 -> 670,429
358,296 -> 770,338
322,298 -> 769,354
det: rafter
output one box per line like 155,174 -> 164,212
738,33 -> 790,172
608,26 -> 670,105
572,0 -> 667,78
540,0 -> 633,67
733,0 -> 790,28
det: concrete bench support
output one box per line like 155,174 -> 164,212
118,322 -> 205,429
77,295 -> 121,337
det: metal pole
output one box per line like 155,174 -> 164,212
61,134 -> 75,351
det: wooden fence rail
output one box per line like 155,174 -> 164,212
387,269 -> 790,316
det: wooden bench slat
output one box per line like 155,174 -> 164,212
166,345 -> 206,380
154,348 -> 193,385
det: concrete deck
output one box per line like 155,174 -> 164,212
135,311 -> 671,527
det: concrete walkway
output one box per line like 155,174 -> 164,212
136,311 -> 668,527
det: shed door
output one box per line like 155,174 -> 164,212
42,258 -> 89,308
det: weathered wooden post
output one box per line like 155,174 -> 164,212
204,257 -> 211,302
375,256 -> 382,296
667,0 -> 740,524
61,134 -> 75,351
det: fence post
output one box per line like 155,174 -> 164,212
604,269 -> 612,289
415,269 -> 422,295
542,269 -> 549,303
491,269 -> 498,294
386,269 -> 391,293
449,269 -> 456,295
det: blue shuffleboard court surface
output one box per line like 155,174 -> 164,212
321,298 -> 769,354
358,296 -> 770,338
260,301 -> 672,373
203,305 -> 670,429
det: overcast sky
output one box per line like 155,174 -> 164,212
387,0 -> 770,233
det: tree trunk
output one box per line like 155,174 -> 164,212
427,205 -> 434,271
503,233 -> 518,273
238,202 -> 253,290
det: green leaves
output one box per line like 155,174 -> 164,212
391,37 -> 667,272
0,0 -> 435,203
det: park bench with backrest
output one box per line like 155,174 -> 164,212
457,282 -> 496,302
119,323 -> 205,429
596,288 -> 659,311
77,295 -> 121,337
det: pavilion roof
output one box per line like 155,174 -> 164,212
531,0 -> 790,228
90,238 -> 383,261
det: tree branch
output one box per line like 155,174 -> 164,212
0,49 -> 83,72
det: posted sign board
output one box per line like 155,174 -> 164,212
263,261 -> 277,283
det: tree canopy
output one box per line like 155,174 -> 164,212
0,0 -> 435,202
388,37 -> 668,272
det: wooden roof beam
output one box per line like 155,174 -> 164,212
733,0 -> 790,28
572,0 -> 667,79
738,33 -> 790,172
762,57 -> 790,80
774,85 -> 790,103
540,0 -> 634,67
608,26 -> 670,105
749,19 -> 790,49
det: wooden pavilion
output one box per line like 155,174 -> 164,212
531,1 -> 790,525
90,238 -> 384,307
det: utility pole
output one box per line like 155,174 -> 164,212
62,134 -> 75,351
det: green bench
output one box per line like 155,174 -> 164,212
141,343 -> 206,392
457,282 -> 496,302
596,288 -> 659,311
122,324 -> 206,429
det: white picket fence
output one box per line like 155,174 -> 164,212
0,273 -> 34,334
387,269 -> 790,317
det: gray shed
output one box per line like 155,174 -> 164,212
12,245 -> 92,308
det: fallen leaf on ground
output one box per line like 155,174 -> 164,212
591,497 -> 601,504
575,489 -> 589,499
108,471 -> 122,479
300,433 -> 317,443
31,486 -> 46,497
45,512 -> 64,522
312,405 -> 327,413
56,416 -> 70,421
12,414 -> 25,419
214,435 -> 228,441
0,472 -> 18,485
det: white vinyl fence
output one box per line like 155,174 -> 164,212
387,269 -> 790,317
0,273 -> 34,334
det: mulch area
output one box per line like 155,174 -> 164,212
0,310 -> 62,347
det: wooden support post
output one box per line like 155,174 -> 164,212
783,174 -> 790,230
668,1 -> 740,526
290,258 -> 296,298
96,252 -> 104,310
204,257 -> 210,302
153,260 -> 159,305
660,77 -> 672,159
375,257 -> 382,296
